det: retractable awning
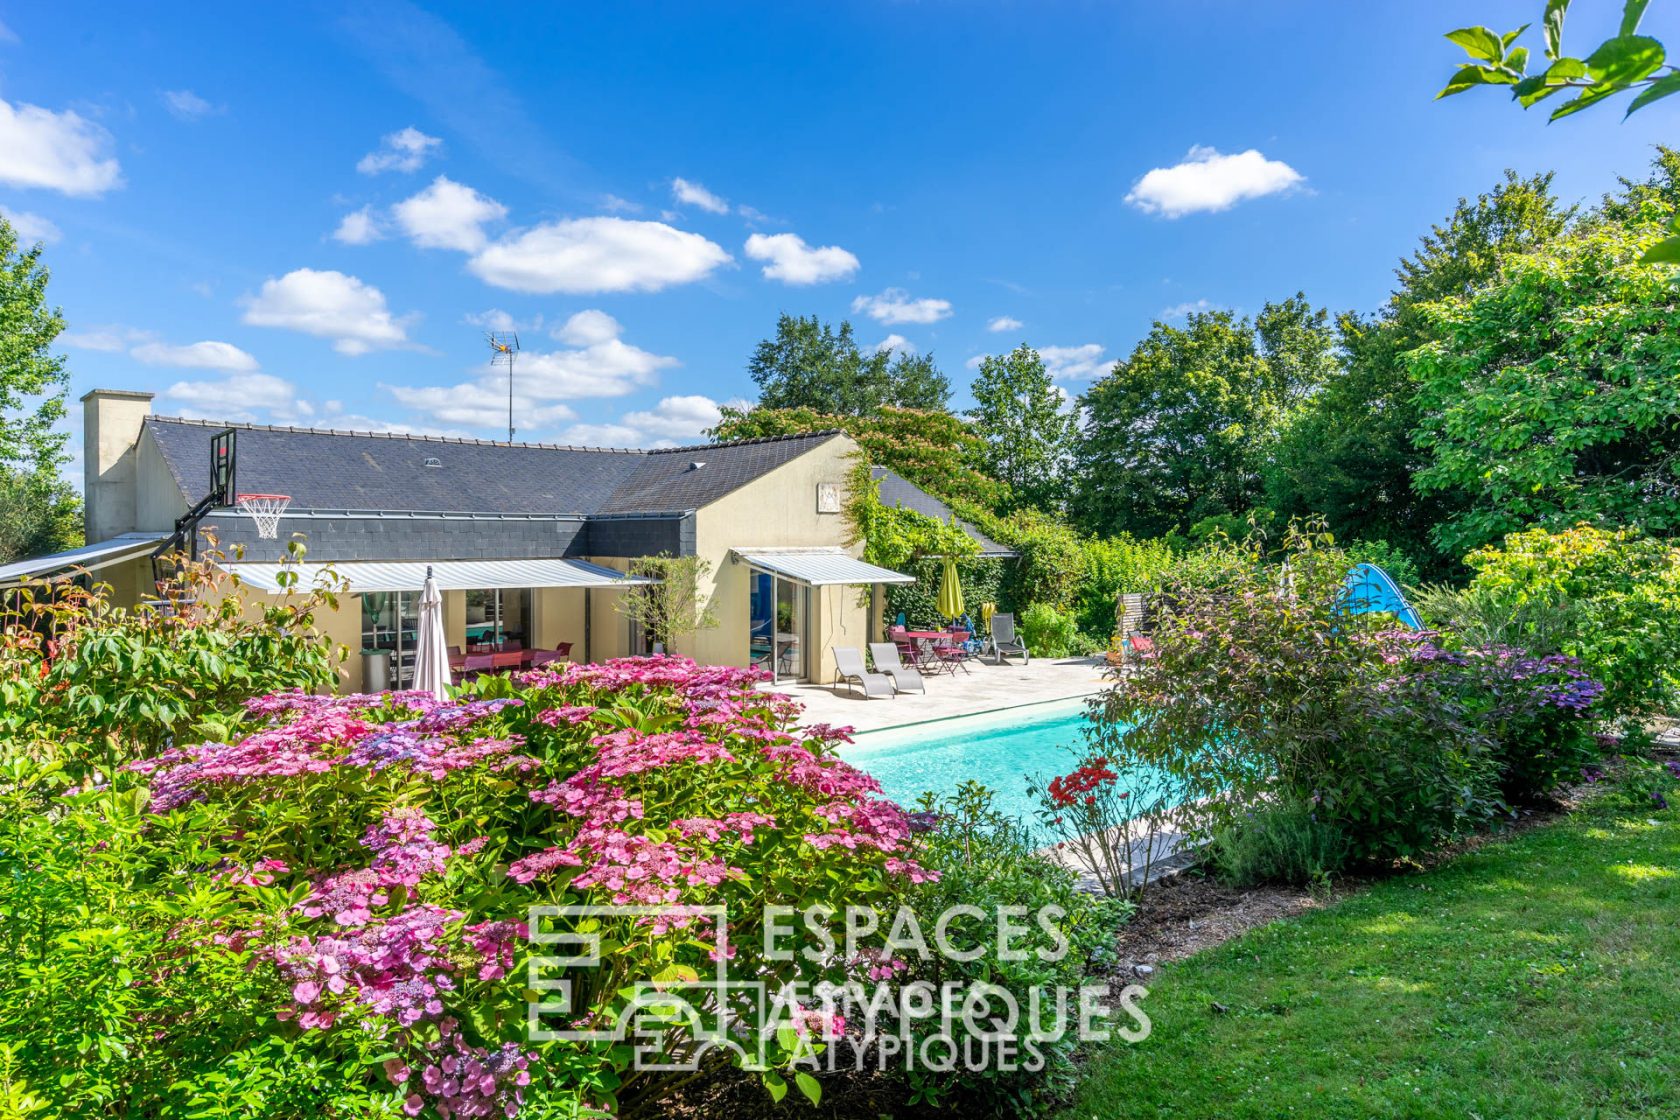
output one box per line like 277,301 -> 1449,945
220,557 -> 657,594
0,531 -> 168,586
735,547 -> 915,587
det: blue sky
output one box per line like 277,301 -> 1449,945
2,1 -> 1677,485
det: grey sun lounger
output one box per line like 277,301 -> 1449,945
833,647 -> 896,699
989,612 -> 1029,664
868,642 -> 927,694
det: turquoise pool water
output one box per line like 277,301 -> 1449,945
842,697 -> 1108,827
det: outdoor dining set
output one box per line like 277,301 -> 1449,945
447,640 -> 572,684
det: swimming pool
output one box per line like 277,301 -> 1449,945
842,696 -> 1111,828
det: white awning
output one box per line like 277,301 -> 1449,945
221,557 -> 657,594
0,532 -> 167,585
736,547 -> 915,587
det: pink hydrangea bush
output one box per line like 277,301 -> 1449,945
130,656 -> 933,1117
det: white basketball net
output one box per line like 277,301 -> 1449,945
236,493 -> 291,539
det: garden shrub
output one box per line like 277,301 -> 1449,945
0,642 -> 1131,1118
1072,534 -> 1176,643
0,549 -> 344,771
1457,524 -> 1680,718
883,555 -> 1004,632
1207,803 -> 1349,888
1019,603 -> 1083,657
899,782 -> 1130,1118
1091,524 -> 1606,873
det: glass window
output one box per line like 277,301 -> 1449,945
361,591 -> 419,688
463,588 -> 533,650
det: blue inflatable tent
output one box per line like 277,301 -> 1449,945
1339,562 -> 1422,630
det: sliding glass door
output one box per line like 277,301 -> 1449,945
748,570 -> 808,682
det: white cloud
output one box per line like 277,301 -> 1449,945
332,205 -> 384,245
851,288 -> 952,326
671,177 -> 729,214
357,127 -> 442,175
468,217 -> 730,294
870,334 -> 915,356
383,382 -> 578,431
384,310 -> 677,434
241,268 -> 416,355
557,422 -> 646,447
744,232 -> 859,285
131,339 -> 260,372
0,96 -> 122,196
600,193 -> 641,214
622,394 -> 724,441
0,18 -> 18,44
1125,145 -> 1304,218
964,354 -> 986,370
161,372 -> 299,421
987,316 -> 1023,333
392,175 -> 507,252
1,205 -> 60,244
1039,343 -> 1111,380
553,308 -> 620,347
161,89 -> 219,121
1161,299 -> 1213,319
60,325 -> 144,352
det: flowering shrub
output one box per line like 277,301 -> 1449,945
1458,524 -> 1680,718
1029,748 -> 1178,901
1,654 -> 1004,1118
1091,524 -> 1606,876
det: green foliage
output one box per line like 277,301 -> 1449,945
1074,295 -> 1333,539
1092,525 -> 1508,868
0,548 -> 346,769
1018,602 -> 1084,657
1458,523 -> 1680,716
1072,534 -> 1177,641
614,553 -> 719,649
747,312 -> 949,414
0,464 -> 80,563
1207,803 -> 1350,889
883,556 -> 1003,633
1410,174 -> 1680,555
0,214 -> 74,488
965,344 -> 1079,514
904,782 -> 1130,1117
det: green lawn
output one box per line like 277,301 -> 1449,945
1070,801 -> 1680,1119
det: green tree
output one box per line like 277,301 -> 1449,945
1266,172 -> 1572,570
1074,297 -> 1332,539
965,345 -> 1078,514
747,313 -> 949,414
1410,162 -> 1680,554
0,215 -> 79,562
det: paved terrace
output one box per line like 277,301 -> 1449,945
774,654 -> 1111,735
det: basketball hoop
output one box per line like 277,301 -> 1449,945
236,493 -> 291,539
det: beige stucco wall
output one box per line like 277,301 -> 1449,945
134,426 -> 190,533
531,586 -> 588,657
688,434 -> 871,683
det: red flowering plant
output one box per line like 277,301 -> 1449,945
92,656 -> 935,1118
1028,747 -> 1178,901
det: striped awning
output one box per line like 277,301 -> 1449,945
221,557 -> 657,594
0,532 -> 168,585
735,547 -> 914,587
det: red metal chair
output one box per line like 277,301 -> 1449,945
491,651 -> 523,674
461,653 -> 494,681
554,641 -> 573,657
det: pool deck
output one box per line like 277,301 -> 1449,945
775,654 -> 1111,735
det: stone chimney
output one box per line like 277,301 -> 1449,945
81,389 -> 153,541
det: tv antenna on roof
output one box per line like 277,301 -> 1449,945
487,331 -> 520,441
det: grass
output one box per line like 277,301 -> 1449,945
1068,799 -> 1680,1119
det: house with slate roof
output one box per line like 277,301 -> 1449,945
1,389 -> 1011,692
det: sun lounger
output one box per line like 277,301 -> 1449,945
868,642 -> 926,694
990,612 -> 1029,664
833,647 -> 895,699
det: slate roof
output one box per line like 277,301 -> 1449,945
870,467 -> 1016,557
144,416 -> 845,517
